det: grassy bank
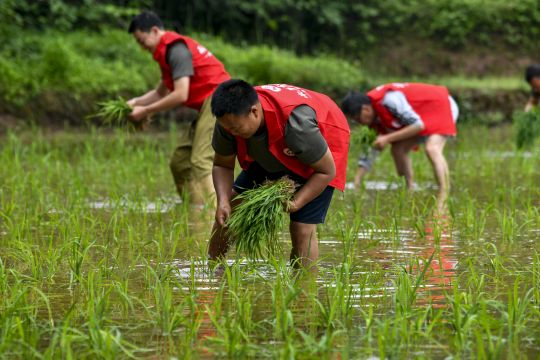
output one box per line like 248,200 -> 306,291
0,28 -> 363,123
0,28 -> 529,127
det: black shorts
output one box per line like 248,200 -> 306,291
233,162 -> 334,224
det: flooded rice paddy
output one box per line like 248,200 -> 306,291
0,125 -> 539,358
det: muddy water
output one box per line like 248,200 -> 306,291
74,172 -> 539,357
3,126 -> 539,358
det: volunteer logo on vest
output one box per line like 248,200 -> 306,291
283,148 -> 296,157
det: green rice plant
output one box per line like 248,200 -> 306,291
533,252 -> 540,305
447,282 -> 478,352
393,253 -> 435,316
505,278 -> 533,346
205,288 -> 257,358
350,126 -> 378,155
90,97 -> 132,125
226,177 -> 296,258
513,109 -> 540,149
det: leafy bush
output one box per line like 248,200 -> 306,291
196,34 -> 366,95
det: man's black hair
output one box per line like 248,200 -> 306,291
341,91 -> 371,117
525,64 -> 540,83
211,79 -> 259,118
128,11 -> 164,33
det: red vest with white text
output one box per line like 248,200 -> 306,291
367,83 -> 456,136
153,32 -> 230,111
236,84 -> 350,191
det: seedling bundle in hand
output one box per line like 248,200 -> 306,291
226,177 -> 296,259
351,126 -> 378,155
514,109 -> 540,149
90,97 -> 132,125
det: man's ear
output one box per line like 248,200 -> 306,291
250,104 -> 259,118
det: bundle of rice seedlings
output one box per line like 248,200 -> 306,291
351,126 -> 378,155
89,97 -> 132,125
514,109 -> 540,149
226,177 -> 296,259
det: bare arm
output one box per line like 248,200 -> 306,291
212,153 -> 236,226
288,148 -> 336,212
129,77 -> 190,121
525,96 -> 536,112
373,123 -> 424,150
127,81 -> 169,107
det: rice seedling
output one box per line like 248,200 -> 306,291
226,177 -> 296,258
89,97 -> 132,125
0,122 -> 539,358
513,109 -> 540,149
350,126 -> 378,155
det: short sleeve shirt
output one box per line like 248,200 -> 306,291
212,105 -> 328,173
166,42 -> 194,80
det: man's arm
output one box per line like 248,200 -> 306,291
127,81 -> 168,107
525,96 -> 537,112
130,42 -> 194,121
373,123 -> 424,149
129,77 -> 190,121
373,91 -> 424,150
212,153 -> 236,226
288,149 -> 335,212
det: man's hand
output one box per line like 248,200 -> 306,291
129,106 -> 149,122
215,201 -> 232,227
127,97 -> 139,107
373,135 -> 390,150
285,199 -> 300,213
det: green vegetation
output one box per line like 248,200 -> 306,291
0,124 -> 539,358
90,97 -> 132,125
350,126 -> 378,156
0,28 -> 365,122
227,178 -> 296,259
514,110 -> 540,149
5,0 -> 540,55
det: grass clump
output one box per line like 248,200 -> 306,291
514,109 -> 540,149
351,126 -> 378,155
227,177 -> 296,259
90,97 -> 132,125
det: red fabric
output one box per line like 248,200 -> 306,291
236,84 -> 350,191
367,83 -> 456,136
153,32 -> 230,111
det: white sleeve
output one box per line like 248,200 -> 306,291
382,91 -> 424,127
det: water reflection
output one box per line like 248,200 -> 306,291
415,215 -> 458,307
87,197 -> 181,213
345,181 -> 437,191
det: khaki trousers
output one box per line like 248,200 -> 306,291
169,96 -> 216,204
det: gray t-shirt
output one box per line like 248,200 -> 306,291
212,105 -> 328,173
166,42 -> 194,80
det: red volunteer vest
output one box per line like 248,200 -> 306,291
236,84 -> 350,191
153,32 -> 230,111
367,83 -> 456,136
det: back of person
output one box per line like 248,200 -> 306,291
153,31 -> 230,110
368,83 -> 456,136
250,84 -> 350,190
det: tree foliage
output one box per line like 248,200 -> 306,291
3,0 -> 540,56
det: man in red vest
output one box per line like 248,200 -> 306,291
126,11 -> 230,205
341,83 -> 458,204
208,80 -> 350,268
